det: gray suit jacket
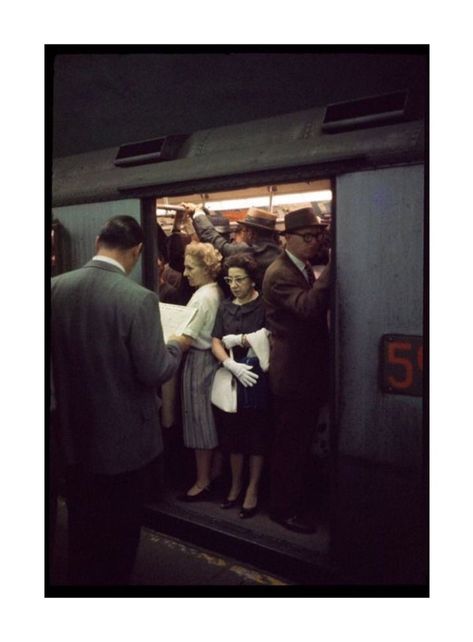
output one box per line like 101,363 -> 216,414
51,259 -> 182,475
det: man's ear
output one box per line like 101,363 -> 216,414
95,236 -> 100,253
134,242 -> 143,258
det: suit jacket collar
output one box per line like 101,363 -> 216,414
279,251 -> 310,286
84,259 -> 127,276
224,295 -> 261,317
252,240 -> 280,254
285,249 -> 306,272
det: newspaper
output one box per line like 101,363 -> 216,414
159,302 -> 196,342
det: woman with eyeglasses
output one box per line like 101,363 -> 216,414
178,243 -> 224,501
211,254 -> 271,518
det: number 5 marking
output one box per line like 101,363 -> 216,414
387,341 -> 413,389
417,345 -> 423,372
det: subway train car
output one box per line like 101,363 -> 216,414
50,90 -> 427,589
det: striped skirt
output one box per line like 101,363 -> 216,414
181,348 -> 219,449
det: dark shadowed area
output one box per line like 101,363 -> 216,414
51,48 -> 427,158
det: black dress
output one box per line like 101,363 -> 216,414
211,296 -> 270,456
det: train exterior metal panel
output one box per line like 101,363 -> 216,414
51,199 -> 143,283
335,164 -> 424,469
331,164 -> 426,585
52,107 -> 424,207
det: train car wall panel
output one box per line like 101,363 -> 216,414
51,199 -> 143,284
52,107 -> 424,207
331,164 -> 426,584
335,164 -> 424,469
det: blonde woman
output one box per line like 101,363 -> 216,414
178,243 -> 224,501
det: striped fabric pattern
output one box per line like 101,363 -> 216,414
181,349 -> 219,449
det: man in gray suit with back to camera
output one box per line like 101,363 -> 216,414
51,215 -> 189,586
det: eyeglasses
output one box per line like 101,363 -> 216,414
223,276 -> 250,284
292,232 -> 324,243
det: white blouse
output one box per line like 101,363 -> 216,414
182,282 -> 223,350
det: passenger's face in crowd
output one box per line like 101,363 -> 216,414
310,229 -> 331,265
286,227 -> 325,262
240,227 -> 252,245
226,267 -> 254,301
184,255 -> 211,288
232,227 -> 245,244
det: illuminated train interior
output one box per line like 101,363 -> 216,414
147,179 -> 334,582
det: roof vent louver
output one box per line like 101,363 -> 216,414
114,134 -> 188,167
322,91 -> 409,133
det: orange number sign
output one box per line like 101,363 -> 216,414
387,342 -> 413,389
381,335 -> 423,396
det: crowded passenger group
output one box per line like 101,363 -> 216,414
157,202 -> 331,532
50,202 -> 331,586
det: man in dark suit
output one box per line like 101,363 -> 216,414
262,207 -> 331,533
51,215 -> 188,585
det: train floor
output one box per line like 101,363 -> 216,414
49,498 -> 292,587
149,484 -> 329,557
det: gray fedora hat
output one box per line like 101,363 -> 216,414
282,207 -> 329,234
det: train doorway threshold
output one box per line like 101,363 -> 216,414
143,488 -> 339,586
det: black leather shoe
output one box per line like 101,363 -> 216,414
239,505 -> 258,519
270,514 -> 316,534
220,488 -> 243,509
177,486 -> 211,503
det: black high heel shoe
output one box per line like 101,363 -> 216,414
239,504 -> 258,519
220,491 -> 242,510
177,485 -> 211,503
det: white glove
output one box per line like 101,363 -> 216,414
223,358 -> 259,388
222,334 -> 244,349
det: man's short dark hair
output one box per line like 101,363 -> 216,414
97,216 -> 144,250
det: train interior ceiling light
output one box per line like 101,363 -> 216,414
156,185 -> 332,215
202,190 -> 332,212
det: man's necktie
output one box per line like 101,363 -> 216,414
304,263 -> 316,287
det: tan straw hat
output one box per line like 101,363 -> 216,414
239,207 -> 278,231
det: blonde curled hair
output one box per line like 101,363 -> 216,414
185,242 -> 222,279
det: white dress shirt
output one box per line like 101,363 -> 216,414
285,249 -> 314,284
92,255 -> 126,273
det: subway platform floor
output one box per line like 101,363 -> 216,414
48,498 -> 291,589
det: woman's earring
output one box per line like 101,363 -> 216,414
252,282 -> 256,287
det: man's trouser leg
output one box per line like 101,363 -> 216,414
65,462 -> 149,586
269,396 -> 320,519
